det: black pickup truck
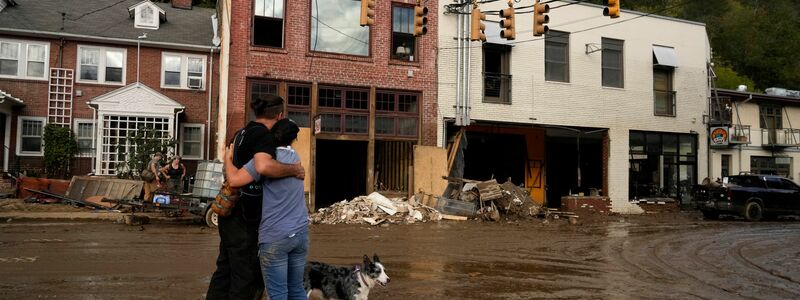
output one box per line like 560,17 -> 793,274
697,174 -> 800,221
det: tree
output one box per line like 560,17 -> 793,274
42,124 -> 79,179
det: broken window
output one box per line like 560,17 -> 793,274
602,38 -> 623,88
253,0 -> 284,48
310,0 -> 370,56
483,44 -> 511,104
629,131 -> 696,202
391,5 -> 416,61
545,31 -> 569,82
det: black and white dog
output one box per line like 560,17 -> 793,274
304,254 -> 390,300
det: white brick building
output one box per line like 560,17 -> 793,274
437,1 -> 710,213
710,89 -> 800,181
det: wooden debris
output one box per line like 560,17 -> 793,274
441,214 -> 468,221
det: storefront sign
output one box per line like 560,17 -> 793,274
710,127 -> 729,146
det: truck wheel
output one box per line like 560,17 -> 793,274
702,210 -> 719,220
744,201 -> 763,221
205,208 -> 219,228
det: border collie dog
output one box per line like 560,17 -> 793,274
304,254 -> 390,300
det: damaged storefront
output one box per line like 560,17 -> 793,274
628,131 -> 698,203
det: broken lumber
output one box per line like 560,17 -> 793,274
441,214 -> 468,221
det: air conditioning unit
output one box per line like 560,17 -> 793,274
187,77 -> 202,89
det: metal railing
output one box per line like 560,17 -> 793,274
761,128 -> 800,147
483,72 -> 512,104
709,96 -> 732,125
654,90 -> 676,117
729,125 -> 751,144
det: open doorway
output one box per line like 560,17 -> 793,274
545,128 -> 604,208
315,139 -> 368,209
462,132 -> 527,185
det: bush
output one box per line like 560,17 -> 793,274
42,124 -> 78,179
115,127 -> 176,180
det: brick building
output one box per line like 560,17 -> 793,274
437,1 -> 710,212
0,0 -> 219,176
217,0 -> 439,209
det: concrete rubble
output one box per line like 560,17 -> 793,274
310,192 -> 442,225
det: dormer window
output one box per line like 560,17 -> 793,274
129,1 -> 165,30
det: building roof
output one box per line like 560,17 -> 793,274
714,88 -> 800,105
0,89 -> 24,106
0,0 -> 216,49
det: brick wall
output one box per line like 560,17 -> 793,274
0,35 -> 220,175
226,0 -> 439,146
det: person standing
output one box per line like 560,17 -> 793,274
142,152 -> 163,202
224,118 -> 308,300
161,156 -> 186,193
206,95 -> 304,300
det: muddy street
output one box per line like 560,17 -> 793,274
0,215 -> 799,299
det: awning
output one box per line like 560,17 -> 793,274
653,45 -> 677,68
0,89 -> 25,107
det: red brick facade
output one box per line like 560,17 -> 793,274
226,0 -> 438,146
0,35 -> 219,175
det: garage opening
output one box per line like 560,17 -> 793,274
315,140 -> 367,208
545,128 -> 604,208
463,132 -> 527,185
374,140 -> 414,196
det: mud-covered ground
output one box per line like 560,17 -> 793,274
0,212 -> 799,299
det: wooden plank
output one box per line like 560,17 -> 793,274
309,81 -> 318,212
446,129 -> 463,174
441,214 -> 468,221
413,145 -> 448,197
367,86 -> 376,194
295,128 -> 313,194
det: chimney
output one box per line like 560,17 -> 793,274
171,0 -> 192,10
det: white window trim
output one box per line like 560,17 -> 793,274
76,45 -> 127,86
73,118 -> 96,158
179,123 -> 204,160
160,52 -> 207,90
16,116 -> 46,157
0,38 -> 49,81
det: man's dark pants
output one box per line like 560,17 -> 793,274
206,204 -> 264,300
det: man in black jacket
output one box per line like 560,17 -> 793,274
206,95 -> 304,300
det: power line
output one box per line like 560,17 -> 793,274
437,0 -> 691,50
66,0 -> 129,21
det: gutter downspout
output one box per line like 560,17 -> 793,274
455,6 -> 462,126
464,2 -> 471,126
207,47 -> 216,160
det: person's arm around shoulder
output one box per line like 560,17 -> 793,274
181,163 -> 186,180
252,152 -> 304,179
223,145 -> 258,188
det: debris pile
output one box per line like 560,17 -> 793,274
310,192 -> 442,225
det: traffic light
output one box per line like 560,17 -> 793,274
470,7 -> 486,42
604,0 -> 620,18
359,0 -> 375,26
533,0 -> 549,36
414,4 -> 428,36
499,1 -> 515,40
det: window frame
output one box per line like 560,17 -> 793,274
317,85 -> 370,135
653,66 -> 676,117
16,116 -> 46,157
76,45 -> 126,85
544,31 -> 570,83
160,52 -> 207,90
252,0 -> 286,48
390,4 -> 418,62
73,118 -> 96,158
179,123 -> 205,160
286,83 -> 312,127
0,38 -> 49,81
759,103 -> 783,129
308,0 -> 372,57
375,90 -> 420,139
482,43 -> 512,104
601,38 -> 624,88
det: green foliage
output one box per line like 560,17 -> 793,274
713,64 -> 758,92
42,124 -> 78,179
115,127 -> 176,180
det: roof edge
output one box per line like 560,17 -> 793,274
0,27 -> 216,52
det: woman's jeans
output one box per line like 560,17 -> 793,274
258,231 -> 309,300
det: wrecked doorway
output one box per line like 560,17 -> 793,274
315,139 -> 368,208
374,140 -> 414,196
462,132 -> 527,186
545,128 -> 604,208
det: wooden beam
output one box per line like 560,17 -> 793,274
367,86 -> 376,194
309,82 -> 318,212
